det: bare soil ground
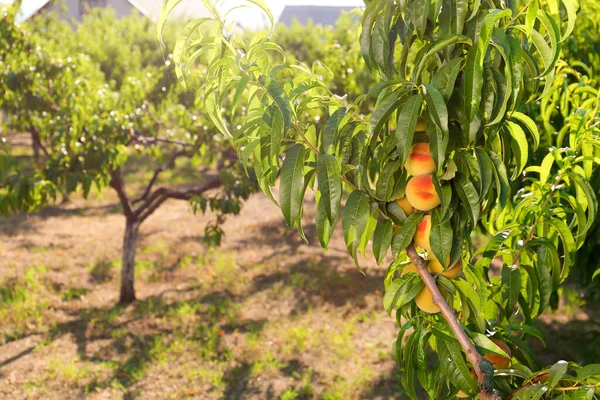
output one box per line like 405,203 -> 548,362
0,186 -> 404,399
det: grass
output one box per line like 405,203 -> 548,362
0,265 -> 50,342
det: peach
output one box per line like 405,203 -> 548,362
413,215 -> 431,253
429,257 -> 463,279
415,285 -> 446,314
405,175 -> 440,211
484,339 -> 511,370
404,142 -> 436,177
400,263 -> 418,276
395,196 -> 414,216
416,116 -> 426,132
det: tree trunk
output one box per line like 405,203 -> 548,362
119,218 -> 139,303
31,131 -> 40,160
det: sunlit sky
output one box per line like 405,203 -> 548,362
2,0 -> 365,27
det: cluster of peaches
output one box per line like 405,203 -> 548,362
394,117 -> 463,314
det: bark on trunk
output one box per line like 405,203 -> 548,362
119,219 -> 139,303
31,131 -> 40,160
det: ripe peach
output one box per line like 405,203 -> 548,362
395,196 -> 414,216
415,285 -> 446,314
429,257 -> 463,279
416,116 -> 426,132
413,215 -> 431,253
404,142 -> 436,177
484,339 -> 511,370
400,263 -> 417,276
405,175 -> 440,211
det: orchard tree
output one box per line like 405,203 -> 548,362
164,0 -> 600,399
0,5 -> 257,303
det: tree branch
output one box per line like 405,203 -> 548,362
30,125 -> 49,157
405,243 -> 500,400
137,174 -> 222,223
109,168 -> 134,220
132,149 -> 188,205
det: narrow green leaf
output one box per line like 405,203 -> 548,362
429,208 -> 453,267
317,154 -> 342,224
258,75 -> 292,133
395,94 -> 423,166
316,190 -> 335,250
373,219 -> 394,265
434,330 -> 478,394
432,57 -> 463,101
279,144 -> 307,229
383,274 -> 424,313
502,264 -> 521,319
342,190 -> 371,266
392,212 -> 424,255
548,360 -> 569,390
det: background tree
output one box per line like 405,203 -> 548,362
0,6 -> 257,303
164,0 -> 599,399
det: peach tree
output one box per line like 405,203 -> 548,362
162,0 -> 600,398
0,5 -> 257,303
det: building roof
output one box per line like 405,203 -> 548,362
4,0 -> 213,23
277,5 -> 356,26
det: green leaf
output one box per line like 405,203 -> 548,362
464,9 -> 512,121
279,144 -> 307,229
513,383 -> 547,400
342,190 -> 371,267
429,208 -> 452,267
432,57 -> 463,101
395,94 -> 423,166
423,84 -> 449,171
392,212 -> 424,255
317,154 -> 342,224
258,75 -> 292,133
509,111 -> 540,151
383,274 -> 424,314
373,219 -> 394,265
158,0 -> 185,46
578,364 -> 600,380
321,108 -> 347,155
525,0 -> 538,38
316,190 -> 335,250
506,121 -> 529,179
245,0 -> 275,29
475,147 -> 494,200
548,360 -> 569,390
454,173 -> 480,225
470,333 -> 511,358
413,35 -> 472,81
434,329 -> 478,394
488,150 -> 511,208
502,264 -> 521,319
560,0 -> 578,41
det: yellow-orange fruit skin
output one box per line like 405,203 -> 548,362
396,196 -> 414,216
413,215 -> 431,253
429,257 -> 463,279
484,339 -> 512,370
404,143 -> 436,177
406,175 -> 441,211
416,116 -> 426,132
400,263 -> 418,276
415,285 -> 446,314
